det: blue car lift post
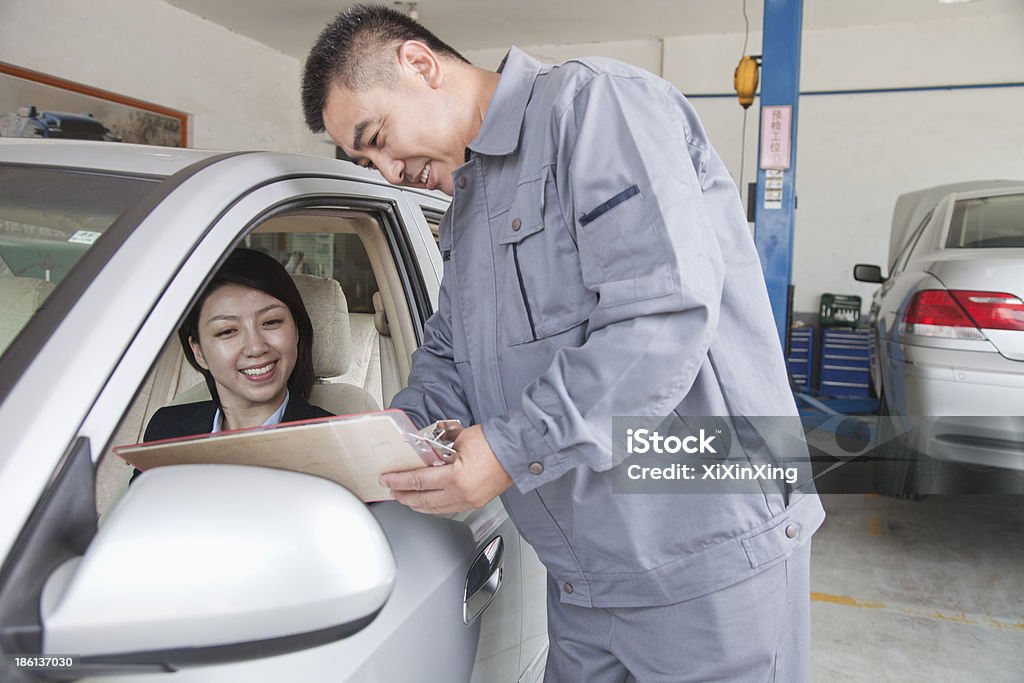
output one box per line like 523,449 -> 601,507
753,0 -> 877,421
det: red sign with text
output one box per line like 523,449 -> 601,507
759,106 -> 792,170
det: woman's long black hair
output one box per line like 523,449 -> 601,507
178,248 -> 316,404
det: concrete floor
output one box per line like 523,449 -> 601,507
810,494 -> 1024,682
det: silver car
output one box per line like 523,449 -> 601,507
854,181 -> 1024,498
0,139 -> 547,682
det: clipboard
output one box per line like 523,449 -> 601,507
115,409 -> 450,502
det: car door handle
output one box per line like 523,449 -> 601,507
463,536 -> 503,625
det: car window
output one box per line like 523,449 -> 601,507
891,210 -> 933,274
0,164 -> 159,355
421,209 -> 443,246
946,193 -> 1024,249
246,230 -> 380,314
96,206 -> 416,515
251,211 -> 413,402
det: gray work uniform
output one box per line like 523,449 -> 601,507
390,47 -> 825,679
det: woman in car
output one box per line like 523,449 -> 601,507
141,247 -> 332,444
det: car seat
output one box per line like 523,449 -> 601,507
294,273 -> 380,414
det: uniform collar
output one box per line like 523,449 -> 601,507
468,47 -> 544,157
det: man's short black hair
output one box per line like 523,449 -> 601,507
302,3 -> 469,133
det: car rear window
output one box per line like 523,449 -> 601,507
946,193 -> 1024,249
0,164 -> 159,355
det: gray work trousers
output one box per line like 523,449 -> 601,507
543,542 -> 812,683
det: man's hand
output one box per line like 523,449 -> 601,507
380,425 -> 513,514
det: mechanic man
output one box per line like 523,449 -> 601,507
302,5 -> 824,681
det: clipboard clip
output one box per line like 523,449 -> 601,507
411,419 -> 462,464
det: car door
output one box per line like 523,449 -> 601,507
0,153 -> 541,682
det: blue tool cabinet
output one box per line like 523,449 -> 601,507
787,327 -> 815,388
818,328 -> 871,398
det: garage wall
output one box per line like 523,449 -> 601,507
0,0 -> 328,156
465,14 -> 1024,314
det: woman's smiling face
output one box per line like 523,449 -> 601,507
189,283 -> 298,421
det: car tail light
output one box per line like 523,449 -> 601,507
900,289 -> 1024,339
950,290 -> 1024,331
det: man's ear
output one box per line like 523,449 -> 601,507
398,40 -> 443,88
189,336 -> 209,370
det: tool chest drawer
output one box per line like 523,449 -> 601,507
787,327 -> 814,388
818,328 -> 870,397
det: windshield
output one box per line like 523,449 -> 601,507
0,164 -> 160,355
946,193 -> 1024,249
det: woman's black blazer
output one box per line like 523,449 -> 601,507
143,396 -> 333,441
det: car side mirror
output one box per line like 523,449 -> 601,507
853,264 -> 885,283
39,465 -> 395,674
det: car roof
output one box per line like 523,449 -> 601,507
0,139 -> 450,204
0,138 -> 221,176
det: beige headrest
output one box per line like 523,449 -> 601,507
291,273 -> 351,378
0,275 -> 56,354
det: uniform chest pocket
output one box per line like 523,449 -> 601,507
495,176 -> 594,346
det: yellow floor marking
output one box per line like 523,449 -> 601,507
812,593 -> 1024,631
867,516 -> 882,536
811,592 -> 886,609
896,608 -> 978,626
985,616 -> 1024,631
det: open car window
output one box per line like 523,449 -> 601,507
96,205 -> 415,517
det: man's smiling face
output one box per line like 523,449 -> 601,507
322,45 -> 466,196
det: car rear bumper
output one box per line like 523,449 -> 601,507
920,417 -> 1024,471
896,345 -> 1024,471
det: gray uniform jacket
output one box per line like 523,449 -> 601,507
391,48 -> 825,608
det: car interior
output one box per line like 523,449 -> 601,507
94,207 -> 425,516
947,193 -> 1024,249
0,168 -> 148,357
0,272 -> 55,353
